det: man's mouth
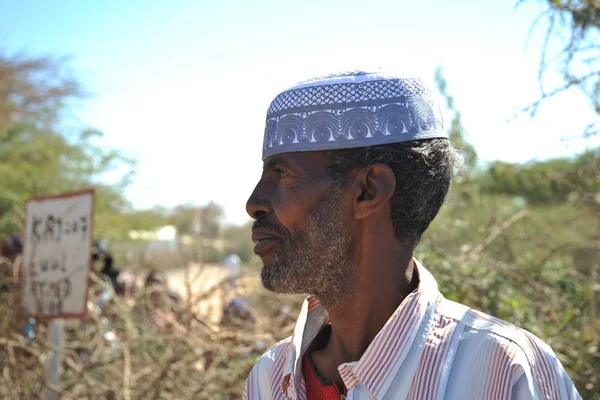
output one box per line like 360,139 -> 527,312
252,230 -> 280,255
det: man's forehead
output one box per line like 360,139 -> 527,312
263,151 -> 333,170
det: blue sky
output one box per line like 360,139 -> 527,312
1,0 -> 598,225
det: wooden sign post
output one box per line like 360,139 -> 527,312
21,190 -> 95,400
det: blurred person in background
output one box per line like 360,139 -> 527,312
92,241 -> 120,290
221,253 -> 256,325
91,241 -> 136,298
1,234 -> 22,263
144,270 -> 181,306
0,234 -> 22,291
243,71 -> 581,399
143,270 -> 183,331
223,253 -> 241,289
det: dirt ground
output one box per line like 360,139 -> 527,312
136,263 -> 255,325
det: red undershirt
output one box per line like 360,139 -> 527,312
302,324 -> 348,400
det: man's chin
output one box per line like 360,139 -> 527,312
260,263 -> 300,294
260,264 -> 285,293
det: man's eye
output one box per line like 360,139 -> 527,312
275,168 -> 289,179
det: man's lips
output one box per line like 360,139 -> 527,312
253,238 -> 279,254
252,230 -> 280,255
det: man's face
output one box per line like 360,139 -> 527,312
246,151 -> 354,307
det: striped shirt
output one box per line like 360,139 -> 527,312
243,259 -> 582,399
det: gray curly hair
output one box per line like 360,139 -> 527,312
328,138 -> 460,247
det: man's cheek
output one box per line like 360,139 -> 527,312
272,214 -> 296,240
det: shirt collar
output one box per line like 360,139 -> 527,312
279,258 -> 440,399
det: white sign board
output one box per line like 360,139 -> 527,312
22,190 -> 94,319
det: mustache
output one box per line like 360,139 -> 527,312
252,216 -> 288,238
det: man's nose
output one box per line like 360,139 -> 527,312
246,181 -> 272,220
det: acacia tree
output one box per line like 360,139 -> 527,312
519,0 -> 599,137
434,68 -> 478,172
0,51 -> 135,237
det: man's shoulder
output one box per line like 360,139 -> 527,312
244,336 -> 292,399
251,335 -> 293,374
436,296 -> 550,353
435,296 -> 579,398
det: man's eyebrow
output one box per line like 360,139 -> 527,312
263,156 -> 296,170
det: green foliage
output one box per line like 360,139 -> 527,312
97,206 -> 170,241
480,148 -> 600,205
434,68 -> 478,171
417,148 -> 600,396
424,67 -> 600,397
0,52 -> 135,238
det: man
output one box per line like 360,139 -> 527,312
92,240 -> 122,293
1,234 -> 22,263
223,253 -> 242,288
243,71 -> 581,399
1,234 -> 22,291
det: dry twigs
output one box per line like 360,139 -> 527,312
0,261 -> 301,399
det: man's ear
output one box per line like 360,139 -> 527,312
352,163 -> 396,220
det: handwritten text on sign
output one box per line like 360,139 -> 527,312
22,191 -> 94,318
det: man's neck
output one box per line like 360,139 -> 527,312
309,243 -> 418,386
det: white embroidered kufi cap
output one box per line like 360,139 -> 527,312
262,71 -> 447,160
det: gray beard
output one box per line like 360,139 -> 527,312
260,186 -> 354,308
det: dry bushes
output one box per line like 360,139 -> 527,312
0,260 -> 303,399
